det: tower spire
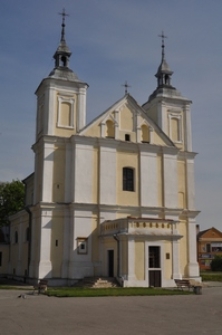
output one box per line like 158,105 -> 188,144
59,8 -> 69,42
53,8 -> 71,69
158,31 -> 167,62
155,31 -> 173,88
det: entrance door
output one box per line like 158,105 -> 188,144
107,250 -> 114,277
148,246 -> 161,287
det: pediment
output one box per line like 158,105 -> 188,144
80,94 -> 175,147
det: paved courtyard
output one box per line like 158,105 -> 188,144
0,287 -> 222,335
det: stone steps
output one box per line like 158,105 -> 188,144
74,277 -> 119,288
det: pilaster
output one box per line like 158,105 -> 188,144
77,87 -> 87,132
186,158 -> 195,210
42,143 -> 54,202
187,219 -> 200,278
38,210 -> 52,278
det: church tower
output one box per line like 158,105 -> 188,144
30,11 -> 89,279
35,10 -> 88,142
143,33 -> 199,279
143,32 -> 193,153
33,10 -> 88,205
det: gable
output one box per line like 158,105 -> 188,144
80,94 -> 174,147
198,227 -> 222,240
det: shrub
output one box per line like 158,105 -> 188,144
210,256 -> 222,271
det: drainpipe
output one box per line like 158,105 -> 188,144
113,234 -> 120,278
24,206 -> 32,281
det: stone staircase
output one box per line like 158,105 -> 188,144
74,277 -> 120,288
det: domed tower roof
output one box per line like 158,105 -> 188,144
155,31 -> 174,88
48,9 -> 80,81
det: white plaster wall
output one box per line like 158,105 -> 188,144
64,143 -> 72,202
42,143 -> 54,202
186,158 -> 195,210
99,146 -> 116,205
74,144 -> 93,203
77,87 -> 87,131
47,87 -> 56,135
69,210 -> 94,278
61,208 -> 71,278
140,151 -> 158,207
183,104 -> 192,152
38,211 -> 52,278
163,154 -> 178,208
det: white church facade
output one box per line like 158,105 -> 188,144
7,18 -> 200,287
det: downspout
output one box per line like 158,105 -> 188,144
24,206 -> 32,281
113,233 -> 120,278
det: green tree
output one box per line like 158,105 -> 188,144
210,255 -> 222,272
0,180 -> 25,227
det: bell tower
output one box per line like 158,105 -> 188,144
35,9 -> 88,142
143,32 -> 192,152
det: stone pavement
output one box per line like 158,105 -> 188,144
0,286 -> 222,335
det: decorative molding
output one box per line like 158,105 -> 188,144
57,95 -> 75,129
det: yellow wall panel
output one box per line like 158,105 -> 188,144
120,106 -> 133,131
135,241 -> 145,280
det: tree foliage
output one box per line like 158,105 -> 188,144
0,180 -> 25,227
210,255 -> 222,272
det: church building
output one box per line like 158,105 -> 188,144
8,16 -> 200,287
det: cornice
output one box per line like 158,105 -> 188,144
35,76 -> 88,95
180,209 -> 201,219
178,151 -> 198,160
162,146 -> 180,155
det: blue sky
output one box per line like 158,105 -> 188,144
0,0 -> 221,231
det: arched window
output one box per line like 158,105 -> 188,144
141,125 -> 150,143
123,167 -> 134,191
106,120 -> 115,138
15,231 -> 18,244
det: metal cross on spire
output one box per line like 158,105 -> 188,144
158,31 -> 167,60
58,8 -> 69,41
122,81 -> 131,94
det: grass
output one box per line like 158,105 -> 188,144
46,287 -> 193,297
201,271 -> 222,282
